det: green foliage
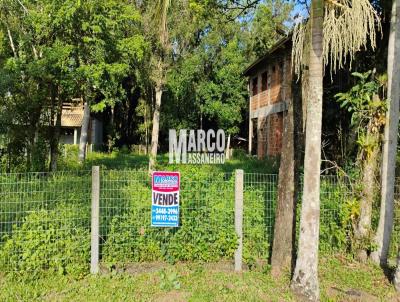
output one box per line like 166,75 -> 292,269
2,152 -> 388,277
198,38 -> 248,135
0,0 -> 147,171
248,1 -> 293,57
103,215 -> 164,265
0,0 -> 295,171
335,70 -> 387,137
102,173 -> 238,265
335,71 -> 386,251
243,183 -> 275,267
0,204 -> 90,278
30,136 -> 48,172
318,178 -> 358,253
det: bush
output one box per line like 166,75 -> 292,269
0,204 -> 90,278
102,214 -> 164,265
243,186 -> 274,266
102,172 -> 238,265
319,178 -> 355,253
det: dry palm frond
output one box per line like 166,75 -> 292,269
323,0 -> 381,74
292,21 -> 310,80
292,0 -> 381,77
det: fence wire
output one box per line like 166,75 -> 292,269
0,171 -> 91,273
243,173 -> 277,265
0,169 -> 399,273
99,170 -> 235,266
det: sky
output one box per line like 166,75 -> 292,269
292,0 -> 310,22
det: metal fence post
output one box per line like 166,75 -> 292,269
91,166 -> 100,274
235,169 -> 244,272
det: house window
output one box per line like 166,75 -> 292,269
252,77 -> 258,96
261,71 -> 268,91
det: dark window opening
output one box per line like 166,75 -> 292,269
252,77 -> 258,96
261,72 -> 268,91
62,128 -> 74,136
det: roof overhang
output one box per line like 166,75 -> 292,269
242,35 -> 292,77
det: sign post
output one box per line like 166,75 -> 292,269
151,171 -> 180,227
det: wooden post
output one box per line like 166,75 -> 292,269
91,166 -> 100,274
248,118 -> 253,155
235,169 -> 244,272
73,128 -> 78,145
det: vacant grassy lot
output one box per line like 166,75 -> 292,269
0,255 -> 398,302
57,147 -> 280,174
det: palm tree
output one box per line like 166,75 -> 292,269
290,0 -> 380,300
290,2 -> 323,300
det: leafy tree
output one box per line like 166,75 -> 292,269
0,0 -> 147,168
336,71 -> 387,260
248,1 -> 293,57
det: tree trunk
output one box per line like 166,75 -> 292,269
145,100 -> 149,155
372,0 -> 400,266
271,56 -> 302,277
149,85 -> 162,171
78,100 -> 90,163
291,1 -> 323,301
356,132 -> 380,261
49,87 -> 62,172
271,94 -> 297,276
50,104 -> 62,172
225,134 -> 231,160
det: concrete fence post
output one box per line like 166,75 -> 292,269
91,166 -> 100,274
234,169 -> 244,272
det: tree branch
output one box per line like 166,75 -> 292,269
6,25 -> 17,58
222,0 -> 260,21
15,0 -> 29,15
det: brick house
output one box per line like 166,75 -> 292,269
243,37 -> 293,159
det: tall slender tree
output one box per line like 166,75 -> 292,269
290,0 -> 380,299
291,2 -> 323,300
148,0 -> 172,171
372,0 -> 400,266
271,52 -> 302,277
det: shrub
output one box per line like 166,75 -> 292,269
243,180 -> 276,267
102,172 -> 238,265
319,178 -> 355,252
102,214 -> 164,266
0,204 -> 90,278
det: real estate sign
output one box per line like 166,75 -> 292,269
151,171 -> 180,227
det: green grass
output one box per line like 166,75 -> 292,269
57,146 -> 280,174
0,255 -> 397,302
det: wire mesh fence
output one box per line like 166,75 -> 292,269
243,173 -> 277,265
0,171 -> 91,274
99,170 -> 236,266
0,168 -> 399,274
